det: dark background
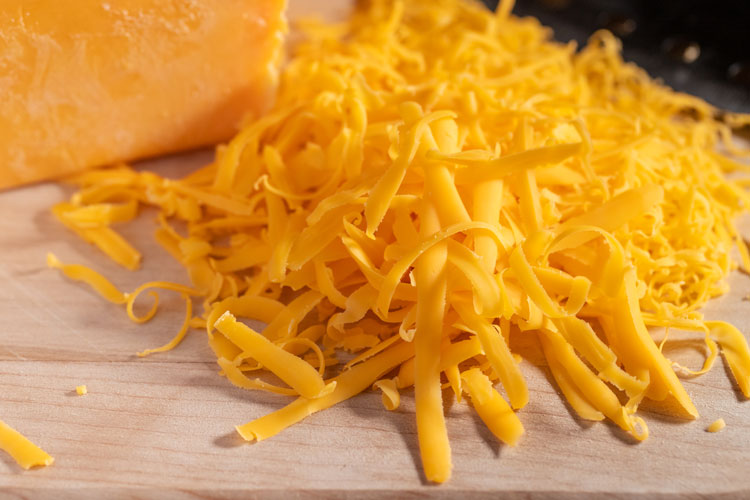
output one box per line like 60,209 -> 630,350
483,0 -> 750,114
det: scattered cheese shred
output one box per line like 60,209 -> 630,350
47,0 -> 750,484
75,385 -> 87,396
0,420 -> 54,470
707,418 -> 726,433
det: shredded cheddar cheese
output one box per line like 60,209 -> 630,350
45,0 -> 750,484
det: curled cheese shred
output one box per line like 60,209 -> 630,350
48,0 -> 750,484
373,378 -> 401,410
137,293 -> 193,357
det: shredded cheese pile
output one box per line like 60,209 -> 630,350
42,0 -> 750,483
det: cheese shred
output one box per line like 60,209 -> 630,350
45,0 -> 750,483
0,420 -> 54,470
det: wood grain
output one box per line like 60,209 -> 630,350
1,150 -> 750,498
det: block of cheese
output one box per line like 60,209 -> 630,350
0,0 -> 286,190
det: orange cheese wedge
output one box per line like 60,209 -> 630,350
0,0 -> 287,190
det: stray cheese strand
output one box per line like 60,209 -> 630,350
0,420 -> 54,470
48,0 -> 750,484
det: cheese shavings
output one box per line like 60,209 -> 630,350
48,0 -> 750,484
0,420 -> 54,469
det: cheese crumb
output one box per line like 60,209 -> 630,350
75,385 -> 88,396
707,418 -> 726,433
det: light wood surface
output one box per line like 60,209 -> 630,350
1,150 -> 750,499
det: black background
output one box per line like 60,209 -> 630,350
483,0 -> 750,113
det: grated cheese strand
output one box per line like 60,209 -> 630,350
0,420 -> 54,470
214,312 -> 335,400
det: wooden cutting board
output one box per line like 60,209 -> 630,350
1,149 -> 750,499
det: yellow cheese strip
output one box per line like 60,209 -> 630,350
548,225 -> 627,297
59,200 -> 139,227
0,420 -> 54,470
314,259 -> 349,309
446,240 -> 502,316
538,328 -> 647,441
288,204 -> 361,271
517,121 -> 543,234
373,378 -> 401,410
540,336 -> 605,421
213,108 -> 297,193
261,290 -> 323,340
429,142 -> 582,185
47,253 -> 127,304
376,221 -> 511,316
509,245 -> 566,318
328,285 -> 379,337
396,336 -> 483,389
206,294 -> 286,335
425,118 -> 471,227
75,385 -> 88,396
235,341 -> 414,441
553,316 -> 647,397
212,241 -> 271,273
462,368 -> 524,447
344,334 -> 402,371
341,236 -> 419,304
364,106 -> 456,237
559,184 -> 664,234
283,325 -> 327,357
606,271 -> 699,417
217,357 -> 296,396
472,179 -> 504,273
444,363 -> 463,403
169,183 -> 260,217
707,321 -> 750,397
412,201 -> 452,484
455,303 -> 528,409
52,202 -> 142,270
214,312 -> 334,399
